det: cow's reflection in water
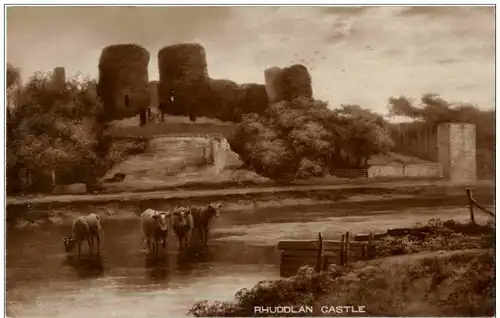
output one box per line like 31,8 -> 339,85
145,254 -> 170,281
64,254 -> 103,278
176,245 -> 216,274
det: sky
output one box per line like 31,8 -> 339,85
6,5 -> 495,114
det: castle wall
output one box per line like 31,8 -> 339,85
211,137 -> 229,175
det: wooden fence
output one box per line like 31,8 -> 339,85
277,226 -> 447,277
278,231 -> 377,277
278,188 -> 495,278
466,188 -> 495,223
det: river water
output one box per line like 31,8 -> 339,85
6,195 -> 492,317
6,219 -> 279,317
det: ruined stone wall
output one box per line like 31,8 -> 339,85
52,67 -> 66,90
211,137 -> 229,175
437,123 -> 477,182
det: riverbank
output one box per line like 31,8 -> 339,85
6,179 -> 494,207
189,220 -> 495,317
6,181 -> 495,231
191,249 -> 495,317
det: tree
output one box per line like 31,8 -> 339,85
229,113 -> 298,180
228,97 -> 394,181
388,93 -> 494,127
334,105 -> 394,167
6,63 -> 21,120
7,63 -> 20,89
7,71 -> 105,193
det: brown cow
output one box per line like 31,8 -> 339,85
141,208 -> 171,254
63,213 -> 103,258
171,207 -> 194,250
190,202 -> 223,246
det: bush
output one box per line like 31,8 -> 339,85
375,219 -> 494,257
228,98 -> 394,181
189,265 -> 349,317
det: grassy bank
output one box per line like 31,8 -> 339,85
6,179 -> 494,207
97,176 -> 448,194
189,220 -> 495,316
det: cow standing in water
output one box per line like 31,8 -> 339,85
63,213 -> 103,259
190,202 -> 223,246
171,207 -> 194,250
141,209 -> 171,254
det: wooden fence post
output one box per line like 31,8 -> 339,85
316,232 -> 323,273
51,169 -> 56,187
344,231 -> 350,265
322,254 -> 329,271
466,188 -> 495,220
466,188 -> 475,224
340,234 -> 345,266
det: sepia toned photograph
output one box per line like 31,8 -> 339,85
4,4 -> 496,317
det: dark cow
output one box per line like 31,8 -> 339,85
63,213 -> 103,258
141,208 -> 171,254
171,207 -> 194,250
190,202 -> 223,246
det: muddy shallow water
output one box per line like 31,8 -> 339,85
6,197 -> 493,317
6,219 -> 278,317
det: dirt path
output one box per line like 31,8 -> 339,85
6,180 -> 493,206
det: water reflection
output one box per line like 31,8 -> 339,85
6,215 -> 279,317
178,245 -> 215,263
145,254 -> 170,281
64,254 -> 104,278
